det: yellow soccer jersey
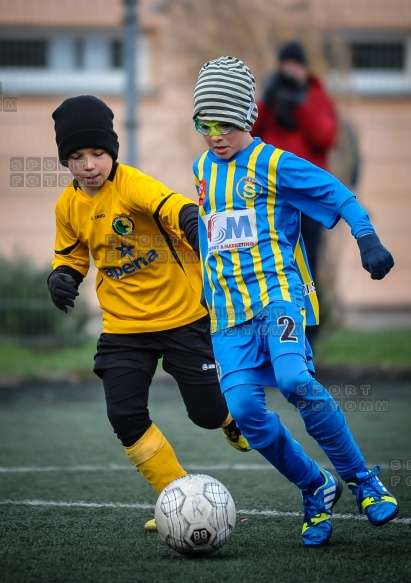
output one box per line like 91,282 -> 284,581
52,162 -> 206,333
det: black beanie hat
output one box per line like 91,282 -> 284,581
278,41 -> 308,66
52,95 -> 119,166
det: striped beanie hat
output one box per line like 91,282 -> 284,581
193,56 -> 258,131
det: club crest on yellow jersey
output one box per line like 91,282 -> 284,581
112,216 -> 135,236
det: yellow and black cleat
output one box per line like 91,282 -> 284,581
222,420 -> 251,452
144,518 -> 157,532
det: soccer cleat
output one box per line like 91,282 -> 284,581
222,420 -> 251,452
144,518 -> 157,532
347,465 -> 398,526
301,469 -> 343,547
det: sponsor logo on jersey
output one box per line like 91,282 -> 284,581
112,216 -> 135,236
197,179 -> 207,206
236,176 -> 263,201
103,249 -> 158,279
115,243 -> 135,258
203,209 -> 257,252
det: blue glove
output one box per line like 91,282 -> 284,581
357,233 -> 394,280
48,272 -> 79,313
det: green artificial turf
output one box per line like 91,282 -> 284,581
0,380 -> 409,583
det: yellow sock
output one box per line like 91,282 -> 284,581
124,424 -> 187,494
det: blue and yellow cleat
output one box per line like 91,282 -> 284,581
301,469 -> 343,547
347,465 -> 398,526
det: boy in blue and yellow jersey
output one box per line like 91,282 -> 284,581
192,57 -> 398,547
47,95 -> 250,531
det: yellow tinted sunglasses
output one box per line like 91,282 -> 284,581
194,118 -> 237,136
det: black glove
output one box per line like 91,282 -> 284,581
48,272 -> 79,313
263,71 -> 307,130
357,233 -> 394,280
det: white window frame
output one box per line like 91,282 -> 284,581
0,28 -> 152,96
327,32 -> 411,97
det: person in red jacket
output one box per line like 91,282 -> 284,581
252,41 -> 338,343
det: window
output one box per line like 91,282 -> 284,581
0,31 -> 151,95
0,36 -> 137,71
326,35 -> 411,97
111,40 -> 123,68
73,39 -> 85,69
0,39 -> 47,67
350,42 -> 405,71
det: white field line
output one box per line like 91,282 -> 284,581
0,499 -> 409,524
0,463 -> 392,473
2,463 -> 407,524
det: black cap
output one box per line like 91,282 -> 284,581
52,95 -> 119,166
278,41 -> 308,66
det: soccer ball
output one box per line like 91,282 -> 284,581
155,474 -> 236,556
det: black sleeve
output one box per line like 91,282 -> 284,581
47,265 -> 84,288
179,203 -> 199,257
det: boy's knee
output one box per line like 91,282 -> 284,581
232,410 -> 282,450
276,366 -> 313,403
224,386 -> 281,449
187,410 -> 226,430
178,381 -> 228,430
246,411 -> 281,450
224,388 -> 254,428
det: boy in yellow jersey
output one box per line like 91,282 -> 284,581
47,95 -> 250,530
192,56 -> 398,547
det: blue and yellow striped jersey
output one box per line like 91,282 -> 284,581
193,137 -> 354,332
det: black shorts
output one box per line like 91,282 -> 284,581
94,315 -> 218,386
93,316 -> 228,446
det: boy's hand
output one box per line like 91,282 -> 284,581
48,272 -> 79,313
357,233 -> 394,280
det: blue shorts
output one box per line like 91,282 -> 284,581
211,301 -> 315,392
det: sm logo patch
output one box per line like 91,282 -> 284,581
203,209 -> 257,252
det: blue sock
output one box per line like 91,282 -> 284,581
305,470 -> 326,493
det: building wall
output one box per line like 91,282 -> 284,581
0,0 -> 410,327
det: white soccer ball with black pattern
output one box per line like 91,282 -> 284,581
155,474 -> 236,556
